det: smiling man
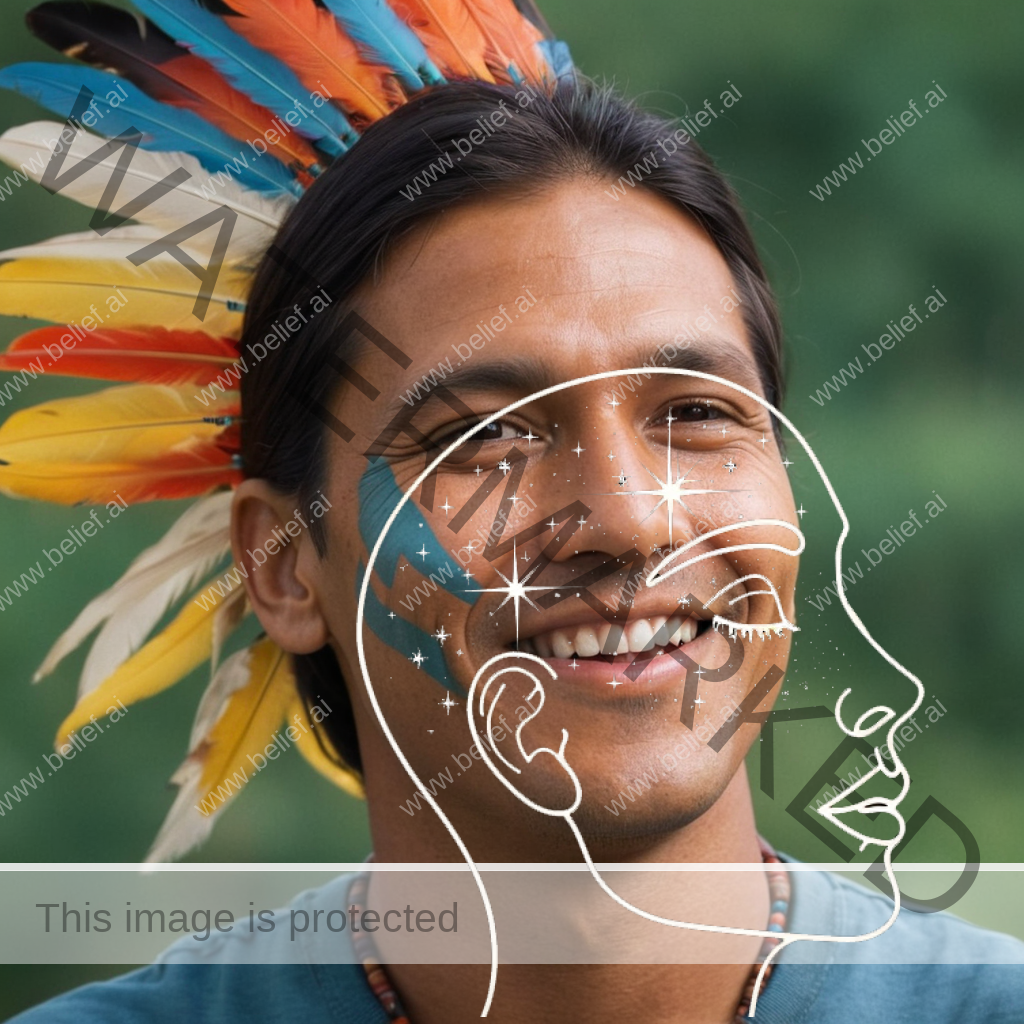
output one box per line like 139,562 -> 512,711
10,77 -> 1023,1024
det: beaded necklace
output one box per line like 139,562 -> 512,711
350,838 -> 790,1024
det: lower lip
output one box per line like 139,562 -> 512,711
519,627 -> 723,700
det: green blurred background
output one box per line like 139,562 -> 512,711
0,0 -> 1021,1015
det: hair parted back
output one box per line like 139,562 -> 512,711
239,75 -> 785,777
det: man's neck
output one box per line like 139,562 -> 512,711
372,771 -> 769,1024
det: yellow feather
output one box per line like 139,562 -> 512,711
194,637 -> 294,803
0,384 -> 239,505
55,571 -> 244,750
0,245 -> 247,336
0,459 -> 238,506
287,690 -> 365,799
0,384 -> 234,464
144,638 -> 295,862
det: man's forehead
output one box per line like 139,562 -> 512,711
356,182 -> 740,335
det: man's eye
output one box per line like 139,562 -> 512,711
435,419 -> 521,447
665,402 -> 723,423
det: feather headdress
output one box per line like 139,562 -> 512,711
0,0 -> 571,862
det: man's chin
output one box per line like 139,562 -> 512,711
567,776 -> 724,848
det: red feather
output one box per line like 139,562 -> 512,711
0,327 -> 241,386
218,0 -> 405,126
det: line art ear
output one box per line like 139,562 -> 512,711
467,652 -> 582,817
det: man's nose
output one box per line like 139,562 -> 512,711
540,427 -> 708,564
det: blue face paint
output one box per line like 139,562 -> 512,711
356,460 -> 477,696
358,459 -> 477,603
356,561 -> 465,696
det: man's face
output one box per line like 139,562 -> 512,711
313,180 -> 799,847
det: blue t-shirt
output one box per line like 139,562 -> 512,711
9,865 -> 1024,1023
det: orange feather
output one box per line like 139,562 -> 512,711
390,0 -> 493,81
219,0 -> 404,126
0,327 -> 240,386
463,0 -> 548,84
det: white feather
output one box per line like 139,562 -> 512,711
0,121 -> 292,255
146,645 -> 252,864
187,644 -> 254,754
210,582 -> 250,676
0,223 -> 255,274
34,492 -> 233,691
145,760 -> 218,863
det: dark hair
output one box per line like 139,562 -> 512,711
240,76 -> 784,776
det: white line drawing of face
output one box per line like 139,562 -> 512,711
356,367 -> 924,1017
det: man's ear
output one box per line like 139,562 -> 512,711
468,652 -> 582,818
231,479 -> 329,654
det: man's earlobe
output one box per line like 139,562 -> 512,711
231,479 -> 330,655
468,652 -> 582,817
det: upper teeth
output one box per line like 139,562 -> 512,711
521,616 -> 699,658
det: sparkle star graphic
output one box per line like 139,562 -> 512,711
522,429 -> 538,446
723,459 -> 737,473
572,442 -> 585,457
610,414 -> 729,544
410,649 -> 427,668
608,396 -> 621,408
416,544 -> 430,560
467,538 -> 557,643
498,458 -> 511,475
440,497 -> 453,516
439,693 -> 459,715
433,625 -> 450,645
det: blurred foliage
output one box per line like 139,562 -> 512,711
0,0 -> 1020,1006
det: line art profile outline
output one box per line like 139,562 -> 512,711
355,367 -> 924,1016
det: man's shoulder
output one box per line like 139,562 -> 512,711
7,963 -> 379,1024
807,868 -> 1024,965
7,873 -> 383,1024
762,865 -> 1024,1023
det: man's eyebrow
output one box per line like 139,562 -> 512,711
654,338 -> 763,391
425,356 -> 554,397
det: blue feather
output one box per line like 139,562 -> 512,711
320,0 -> 444,90
538,40 -> 574,82
131,0 -> 357,157
0,62 -> 302,195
